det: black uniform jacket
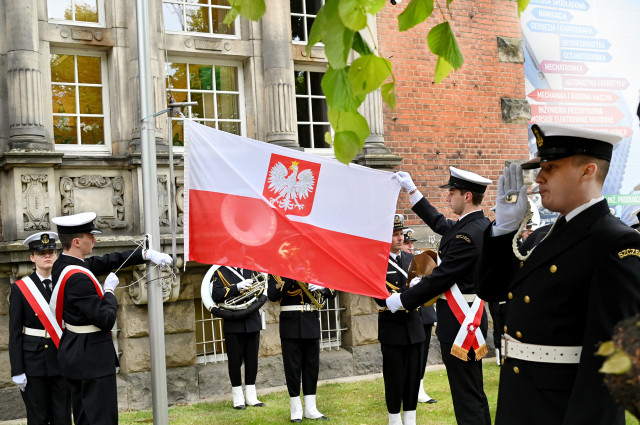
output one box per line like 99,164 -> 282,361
400,197 -> 490,344
52,249 -> 144,380
267,276 -> 335,340
9,272 -> 61,377
373,253 -> 426,346
211,267 -> 262,333
476,200 -> 640,425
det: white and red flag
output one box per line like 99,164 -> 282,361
184,120 -> 400,298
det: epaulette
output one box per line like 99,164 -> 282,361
273,275 -> 285,291
455,234 -> 471,243
216,270 -> 232,287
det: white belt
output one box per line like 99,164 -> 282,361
23,327 -> 51,338
66,324 -> 102,334
280,305 -> 318,312
501,334 -> 582,364
439,293 -> 476,303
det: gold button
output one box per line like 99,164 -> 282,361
501,358 -> 505,365
44,345 -> 49,349
550,265 -> 557,273
524,296 -> 530,303
508,292 -> 513,300
34,313 -> 38,317
513,366 -> 520,374
516,331 -> 522,339
503,325 -> 508,333
520,261 -> 524,268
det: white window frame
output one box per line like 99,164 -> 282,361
195,298 -> 228,364
47,0 -> 106,27
294,65 -> 334,157
291,0 -> 325,45
166,57 -> 247,155
161,0 -> 240,39
319,292 -> 346,350
51,48 -> 112,156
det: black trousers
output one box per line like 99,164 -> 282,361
440,342 -> 491,425
381,342 -> 424,414
66,374 -> 117,425
21,375 -> 71,425
488,302 -> 506,350
420,324 -> 434,377
225,331 -> 260,387
281,338 -> 320,397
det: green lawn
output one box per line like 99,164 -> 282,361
119,363 -> 639,424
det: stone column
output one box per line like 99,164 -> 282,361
261,0 -> 299,148
5,0 -> 48,150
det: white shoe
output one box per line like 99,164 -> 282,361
403,410 -> 416,425
290,396 -> 303,422
417,379 -> 437,404
388,412 -> 403,425
245,384 -> 265,407
304,394 -> 329,420
231,386 -> 245,410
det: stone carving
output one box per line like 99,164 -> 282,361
158,175 -> 169,227
129,265 -> 181,304
59,175 -> 126,229
22,174 -> 50,231
176,176 -> 184,227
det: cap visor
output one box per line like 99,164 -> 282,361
439,183 -> 453,189
90,229 -> 102,234
521,157 -> 542,170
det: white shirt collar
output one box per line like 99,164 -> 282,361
36,272 -> 51,282
564,196 -> 604,222
390,252 -> 400,261
458,208 -> 481,221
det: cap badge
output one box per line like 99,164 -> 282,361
41,234 -> 50,244
532,125 -> 544,148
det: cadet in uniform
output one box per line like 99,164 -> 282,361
477,124 -> 640,425
401,228 -> 416,254
51,212 -> 172,425
267,275 -> 335,422
9,232 -> 71,424
373,214 -> 426,425
388,167 -> 492,425
211,266 -> 265,409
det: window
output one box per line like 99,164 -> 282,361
295,69 -> 330,149
162,0 -> 236,37
291,0 -> 323,43
50,51 -> 110,152
47,0 -> 103,25
194,298 -> 227,364
166,60 -> 244,146
319,292 -> 345,350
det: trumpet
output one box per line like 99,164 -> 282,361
201,265 -> 268,320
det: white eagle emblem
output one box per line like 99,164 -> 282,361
267,161 -> 315,211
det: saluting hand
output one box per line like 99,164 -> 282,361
494,163 -> 529,233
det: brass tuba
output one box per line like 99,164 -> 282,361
201,265 -> 268,320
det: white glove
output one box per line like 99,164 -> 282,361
386,292 -> 404,313
12,374 -> 27,392
393,171 -> 417,193
494,163 -> 529,233
307,283 -> 325,292
104,272 -> 119,292
144,249 -> 173,267
410,277 -> 421,288
236,279 -> 252,291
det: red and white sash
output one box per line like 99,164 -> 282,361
15,277 -> 63,348
50,265 -> 103,329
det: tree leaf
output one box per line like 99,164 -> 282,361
381,81 -> 396,110
322,67 -> 364,112
352,32 -> 373,56
339,0 -> 368,31
223,7 -> 239,25
427,22 -> 464,70
518,0 -> 530,18
595,341 -> 616,357
334,131 -> 364,164
599,351 -> 632,375
365,0 -> 387,14
433,55 -> 453,84
348,54 -> 392,97
328,109 -> 370,141
226,0 -> 265,23
321,0 -> 355,69
307,5 -> 328,55
398,0 -> 434,32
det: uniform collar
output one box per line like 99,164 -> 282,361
565,196 -> 605,222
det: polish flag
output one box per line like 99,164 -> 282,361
184,121 -> 400,298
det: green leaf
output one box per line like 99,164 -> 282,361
348,54 -> 392,97
365,0 -> 387,14
599,351 -> 632,375
223,7 -> 239,25
328,109 -> 370,141
352,32 -> 373,56
595,341 -> 616,357
381,81 -> 396,109
321,67 -> 364,112
307,5 -> 328,55
334,131 -> 364,164
398,0 -> 434,32
321,0 -> 355,69
433,55 -> 453,84
339,0 -> 368,31
518,0 -> 530,18
447,0 -> 455,8
226,0 -> 265,23
427,22 -> 464,70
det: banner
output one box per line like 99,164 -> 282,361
184,121 -> 400,299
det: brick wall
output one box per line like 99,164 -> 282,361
378,0 -> 530,226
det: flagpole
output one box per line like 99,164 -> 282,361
135,0 -> 169,423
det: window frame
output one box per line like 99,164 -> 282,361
161,0 -> 241,39
319,292 -> 345,350
47,0 -> 106,27
291,0 -> 325,45
194,298 -> 228,364
294,65 -> 334,156
50,48 -> 112,156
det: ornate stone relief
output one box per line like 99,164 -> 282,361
176,176 -> 184,227
157,175 -> 170,227
129,265 -> 180,304
59,175 -> 126,229
22,174 -> 50,231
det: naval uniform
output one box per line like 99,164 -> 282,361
477,199 -> 640,425
52,249 -> 145,425
373,252 -> 425,414
9,271 -> 71,425
400,197 -> 491,425
211,267 -> 262,388
267,276 -> 335,398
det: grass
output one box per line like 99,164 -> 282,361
119,363 -> 640,425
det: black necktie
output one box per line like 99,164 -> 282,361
395,254 -> 401,265
555,216 -> 567,230
42,279 -> 52,297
